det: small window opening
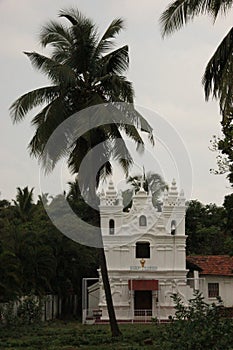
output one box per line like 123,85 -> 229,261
171,220 -> 176,235
136,242 -> 150,258
109,219 -> 115,235
208,283 -> 219,298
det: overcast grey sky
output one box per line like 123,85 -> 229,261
0,0 -> 232,204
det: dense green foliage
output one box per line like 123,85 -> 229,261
162,291 -> 233,350
219,113 -> 233,185
185,199 -> 233,255
0,187 -> 98,316
0,295 -> 44,326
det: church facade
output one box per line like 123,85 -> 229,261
85,178 -> 196,322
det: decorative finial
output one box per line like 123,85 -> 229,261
170,178 -> 178,193
109,177 -> 114,186
117,190 -> 123,206
180,189 -> 185,197
107,177 -> 115,192
99,188 -> 106,205
177,188 -> 186,207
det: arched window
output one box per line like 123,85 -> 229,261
109,219 -> 115,235
139,215 -> 147,227
171,220 -> 176,235
136,242 -> 150,258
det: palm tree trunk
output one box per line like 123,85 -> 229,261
88,196 -> 121,337
84,123 -> 121,337
98,244 -> 122,337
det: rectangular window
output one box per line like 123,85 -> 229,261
208,283 -> 219,298
136,242 -> 150,258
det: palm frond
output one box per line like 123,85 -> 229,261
118,157 -> 132,177
57,14 -> 97,75
99,45 -> 129,75
91,143 -> 111,189
95,18 -> 125,56
50,48 -> 69,63
10,86 -> 59,123
40,20 -> 73,48
98,74 -> 133,103
13,187 -> 34,221
202,27 -> 233,116
59,8 -> 87,26
24,52 -> 77,87
135,110 -> 154,145
68,136 -> 89,175
210,0 -> 233,19
121,124 -> 144,151
59,6 -> 97,67
29,97 -> 70,158
97,161 -> 112,185
112,76 -> 134,103
101,17 -> 125,42
31,103 -> 52,128
160,0 -> 195,37
126,175 -> 140,185
160,0 -> 233,37
29,96 -> 70,165
112,103 -> 154,144
69,132 -> 111,196
110,127 -> 133,175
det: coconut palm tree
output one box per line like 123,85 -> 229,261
13,187 -> 35,222
12,227 -> 56,296
10,8 -> 153,336
123,171 -> 167,211
127,171 -> 167,196
0,250 -> 22,301
160,0 -> 233,118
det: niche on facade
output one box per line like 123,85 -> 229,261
139,215 -> 147,227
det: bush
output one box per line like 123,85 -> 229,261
17,295 -> 43,325
162,291 -> 233,350
0,301 -> 18,326
0,295 -> 44,326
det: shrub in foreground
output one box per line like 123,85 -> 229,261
162,291 -> 233,350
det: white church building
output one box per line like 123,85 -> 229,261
83,179 -> 233,323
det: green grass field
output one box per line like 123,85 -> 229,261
0,321 -> 164,350
1,319 -> 233,350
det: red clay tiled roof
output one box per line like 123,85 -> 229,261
186,255 -> 233,276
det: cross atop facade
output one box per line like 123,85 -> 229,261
139,166 -> 146,191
